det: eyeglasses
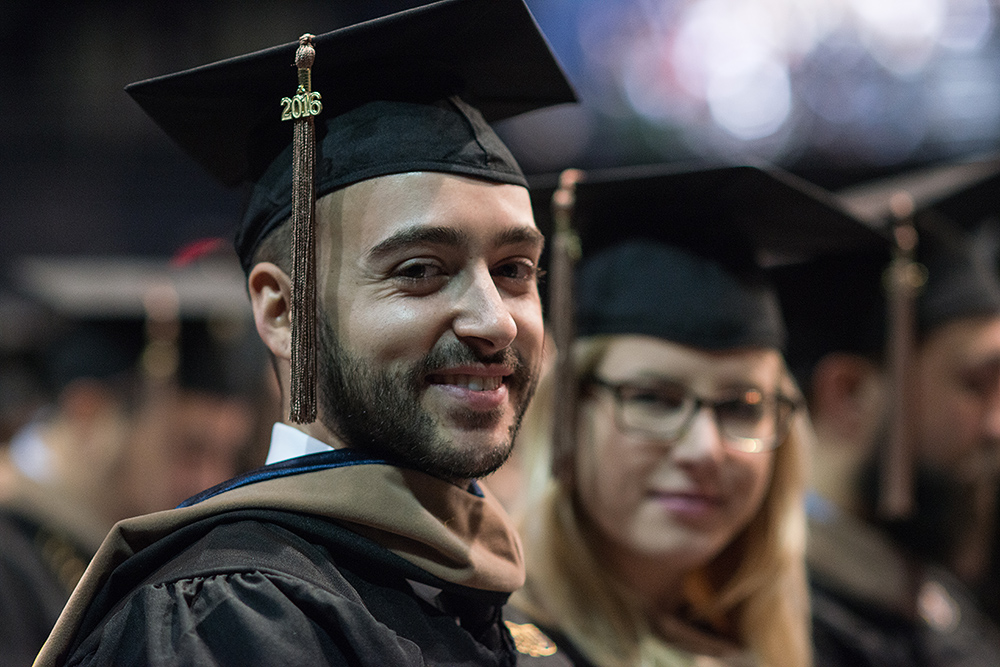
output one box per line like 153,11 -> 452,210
585,377 -> 800,453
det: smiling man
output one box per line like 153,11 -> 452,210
253,169 -> 545,485
34,1 -> 576,665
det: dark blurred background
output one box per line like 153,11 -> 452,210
3,0 -> 1000,298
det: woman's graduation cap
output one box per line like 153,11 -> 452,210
125,0 -> 576,423
530,162 -> 887,479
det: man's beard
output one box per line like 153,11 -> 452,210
858,455 -> 972,566
315,316 -> 538,481
857,422 -> 973,567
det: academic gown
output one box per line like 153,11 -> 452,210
807,500 -> 1000,667
0,512 -> 88,667
0,451 -> 105,667
35,448 -> 576,666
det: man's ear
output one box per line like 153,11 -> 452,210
248,262 -> 292,361
810,352 -> 882,443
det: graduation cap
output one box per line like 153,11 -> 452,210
17,253 -> 266,399
529,162 -> 887,478
775,155 -> 1000,517
125,0 -> 575,423
840,156 -> 1000,334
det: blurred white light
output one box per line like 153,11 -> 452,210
848,0 -> 945,74
927,58 -> 1000,140
672,0 -> 776,95
495,105 -> 595,172
848,0 -> 944,42
622,40 -> 684,121
707,58 -> 793,139
938,0 -> 993,51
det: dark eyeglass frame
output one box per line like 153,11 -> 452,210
585,376 -> 800,453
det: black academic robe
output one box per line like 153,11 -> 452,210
808,504 -> 1000,667
0,457 -> 106,667
36,449 -> 578,666
0,511 -> 88,667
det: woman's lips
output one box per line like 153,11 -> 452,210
650,491 -> 724,520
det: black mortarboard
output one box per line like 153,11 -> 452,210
839,156 -> 1000,335
18,255 -> 267,398
531,163 -> 887,351
772,248 -> 892,389
777,157 -> 1000,386
124,0 -> 575,271
125,0 -> 575,423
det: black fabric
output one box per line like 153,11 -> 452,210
811,572 -> 1000,667
808,509 -> 1000,667
772,248 -> 892,388
63,508 -> 519,667
774,218 -> 1000,391
529,162 -> 887,352
530,163 -> 886,266
823,158 -> 1000,352
576,240 -> 785,351
810,579 -> 917,667
915,217 -> 1000,333
235,96 -> 526,272
0,512 -> 89,667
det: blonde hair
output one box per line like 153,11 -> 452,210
512,336 -> 812,667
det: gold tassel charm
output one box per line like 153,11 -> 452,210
282,34 -> 322,423
549,169 -> 583,483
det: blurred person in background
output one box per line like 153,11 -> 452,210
0,253 -> 273,667
774,157 -> 1000,666
0,295 -> 49,448
508,163 -> 885,667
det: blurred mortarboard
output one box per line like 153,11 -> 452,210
771,248 -> 892,390
124,0 -> 576,271
531,163 -> 888,352
839,155 -> 1000,335
776,157 -> 1000,383
17,253 -> 265,397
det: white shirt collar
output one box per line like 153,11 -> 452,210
263,423 -> 335,465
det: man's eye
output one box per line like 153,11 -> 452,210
492,260 -> 537,281
961,363 -> 1000,396
393,261 -> 446,281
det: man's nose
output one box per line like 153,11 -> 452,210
451,265 -> 517,354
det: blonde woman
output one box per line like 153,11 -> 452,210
508,164 -> 885,667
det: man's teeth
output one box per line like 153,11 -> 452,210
439,375 -> 502,391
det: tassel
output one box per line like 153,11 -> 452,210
549,169 -> 583,483
284,34 -> 322,423
880,191 -> 925,519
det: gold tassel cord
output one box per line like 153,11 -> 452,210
549,169 -> 583,484
283,34 -> 322,423
879,191 -> 925,519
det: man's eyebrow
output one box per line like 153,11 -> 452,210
367,226 -> 467,260
495,226 -> 545,250
366,225 -> 545,260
